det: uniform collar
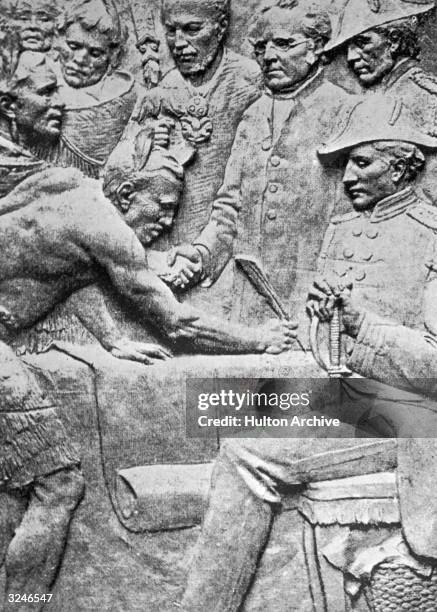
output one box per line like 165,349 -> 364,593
378,58 -> 418,92
370,186 -> 417,222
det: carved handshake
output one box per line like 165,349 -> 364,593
306,276 -> 364,338
160,243 -> 208,290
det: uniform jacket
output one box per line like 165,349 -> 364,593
372,58 -> 437,204
322,188 -> 437,560
349,314 -> 437,560
197,68 -> 351,336
317,187 -> 437,329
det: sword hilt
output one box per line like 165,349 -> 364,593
310,303 -> 351,378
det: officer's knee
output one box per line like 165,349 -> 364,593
35,467 -> 85,512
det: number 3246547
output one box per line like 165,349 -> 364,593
8,594 -> 53,603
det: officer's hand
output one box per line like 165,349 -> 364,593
307,276 -> 344,322
259,319 -> 298,354
336,284 -> 363,338
307,278 -> 363,338
110,338 -> 173,364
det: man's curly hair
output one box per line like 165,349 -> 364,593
374,141 -> 426,183
375,16 -> 422,61
57,0 -> 127,71
253,0 -> 331,45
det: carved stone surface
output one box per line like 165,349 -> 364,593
1,0 -> 437,611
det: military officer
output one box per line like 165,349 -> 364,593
180,95 -> 437,612
325,0 -> 437,202
314,100 -> 437,335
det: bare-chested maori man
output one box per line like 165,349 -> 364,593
0,48 -> 294,611
0,48 -> 83,612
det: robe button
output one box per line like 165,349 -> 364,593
343,248 -> 354,259
270,156 -> 280,167
262,140 -> 271,151
355,270 -> 366,281
366,229 -> 378,239
352,228 -> 362,237
269,183 -> 278,193
266,210 -> 277,220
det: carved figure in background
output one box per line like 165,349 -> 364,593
325,0 -> 437,201
137,30 -> 161,89
167,0 -> 350,341
0,45 -> 293,606
0,50 -> 83,612
147,0 -> 261,255
4,0 -> 59,53
0,343 -> 84,612
134,8 -> 162,89
0,51 -> 62,192
34,0 -> 140,178
0,52 -> 294,361
180,96 -> 437,612
0,156 -> 295,356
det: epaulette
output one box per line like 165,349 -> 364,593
407,200 -> 437,231
329,210 -> 361,225
410,67 -> 437,96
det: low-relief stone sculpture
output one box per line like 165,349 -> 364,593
4,0 -> 59,54
0,52 -> 293,354
165,0 -> 351,341
141,0 -> 262,316
31,0 -> 141,178
180,95 -> 437,612
0,40 -> 296,609
1,0 -> 437,609
135,11 -> 161,89
326,0 -> 437,201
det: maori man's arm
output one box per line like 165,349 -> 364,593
74,194 -> 295,355
64,284 -> 173,363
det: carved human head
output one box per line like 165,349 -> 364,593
347,17 -> 421,86
5,0 -> 59,52
0,51 -> 64,146
249,0 -> 331,93
324,0 -> 434,87
57,0 -> 125,88
318,95 -> 435,210
342,141 -> 425,209
162,0 -> 230,75
102,125 -> 194,246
